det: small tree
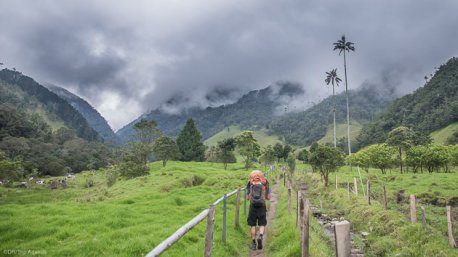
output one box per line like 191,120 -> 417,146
347,149 -> 370,172
236,131 -> 261,170
286,152 -> 296,173
133,119 -> 161,165
259,145 -> 276,168
367,144 -> 396,174
386,126 -> 414,174
282,144 -> 293,162
153,136 -> 180,167
205,146 -> 219,163
176,119 -> 205,162
309,144 -> 345,186
119,119 -> 161,178
216,138 -> 237,170
273,143 -> 284,163
297,148 -> 309,163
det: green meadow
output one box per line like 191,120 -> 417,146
317,121 -> 363,146
431,121 -> 458,145
0,162 -> 256,257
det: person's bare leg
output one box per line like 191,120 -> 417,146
259,225 -> 265,236
251,226 -> 257,240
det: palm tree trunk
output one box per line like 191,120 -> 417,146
343,50 -> 352,156
333,85 -> 337,148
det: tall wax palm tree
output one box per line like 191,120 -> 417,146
333,35 -> 355,156
325,69 -> 342,148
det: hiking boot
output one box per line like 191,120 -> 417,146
251,241 -> 257,250
257,235 -> 263,250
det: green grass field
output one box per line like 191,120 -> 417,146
204,125 -> 283,148
294,163 -> 458,257
317,121 -> 363,146
431,122 -> 458,145
0,162 -> 254,257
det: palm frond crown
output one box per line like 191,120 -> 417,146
333,35 -> 355,55
325,68 -> 342,86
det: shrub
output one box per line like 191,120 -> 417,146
106,169 -> 118,187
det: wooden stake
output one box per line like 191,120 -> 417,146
420,206 -> 426,228
367,179 -> 371,205
296,191 -> 301,227
347,181 -> 350,199
357,167 -> 366,197
354,177 -> 358,196
301,199 -> 309,257
288,188 -> 292,215
235,188 -> 241,228
335,174 -> 338,190
222,193 -> 227,243
204,205 -> 216,257
410,195 -> 417,223
447,206 -> 458,248
382,182 -> 387,210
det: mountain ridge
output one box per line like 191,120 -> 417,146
46,84 -> 118,143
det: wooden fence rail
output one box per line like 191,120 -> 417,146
145,187 -> 245,257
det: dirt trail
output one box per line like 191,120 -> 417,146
250,178 -> 280,257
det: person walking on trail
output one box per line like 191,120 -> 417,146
246,170 -> 270,250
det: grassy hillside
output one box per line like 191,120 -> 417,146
204,125 -> 283,148
431,122 -> 458,145
317,121 -> 363,146
298,164 -> 458,257
0,162 -> 259,257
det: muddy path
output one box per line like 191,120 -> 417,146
250,177 -> 280,257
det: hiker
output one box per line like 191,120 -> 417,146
246,170 -> 270,250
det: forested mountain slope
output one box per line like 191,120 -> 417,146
0,69 -> 112,177
356,57 -> 458,148
0,69 -> 99,141
269,85 -> 394,147
117,82 -> 304,142
47,84 -> 118,143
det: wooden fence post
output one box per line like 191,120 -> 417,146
296,191 -> 301,227
367,179 -> 371,205
382,182 -> 387,210
447,206 -> 458,248
288,188 -> 292,216
284,172 -> 286,187
335,174 -> 338,190
420,206 -> 426,228
204,205 -> 216,257
222,193 -> 227,243
301,199 -> 309,257
334,220 -> 351,257
410,195 -> 417,223
354,177 -> 358,196
243,188 -> 247,216
235,188 -> 241,228
347,181 -> 350,199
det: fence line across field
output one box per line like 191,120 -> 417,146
145,187 -> 247,257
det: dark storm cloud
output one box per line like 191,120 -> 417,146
1,0 -> 457,130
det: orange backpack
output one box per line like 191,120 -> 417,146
249,170 -> 269,203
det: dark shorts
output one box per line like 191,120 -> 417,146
247,204 -> 267,226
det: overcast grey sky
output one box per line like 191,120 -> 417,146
1,0 -> 457,130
